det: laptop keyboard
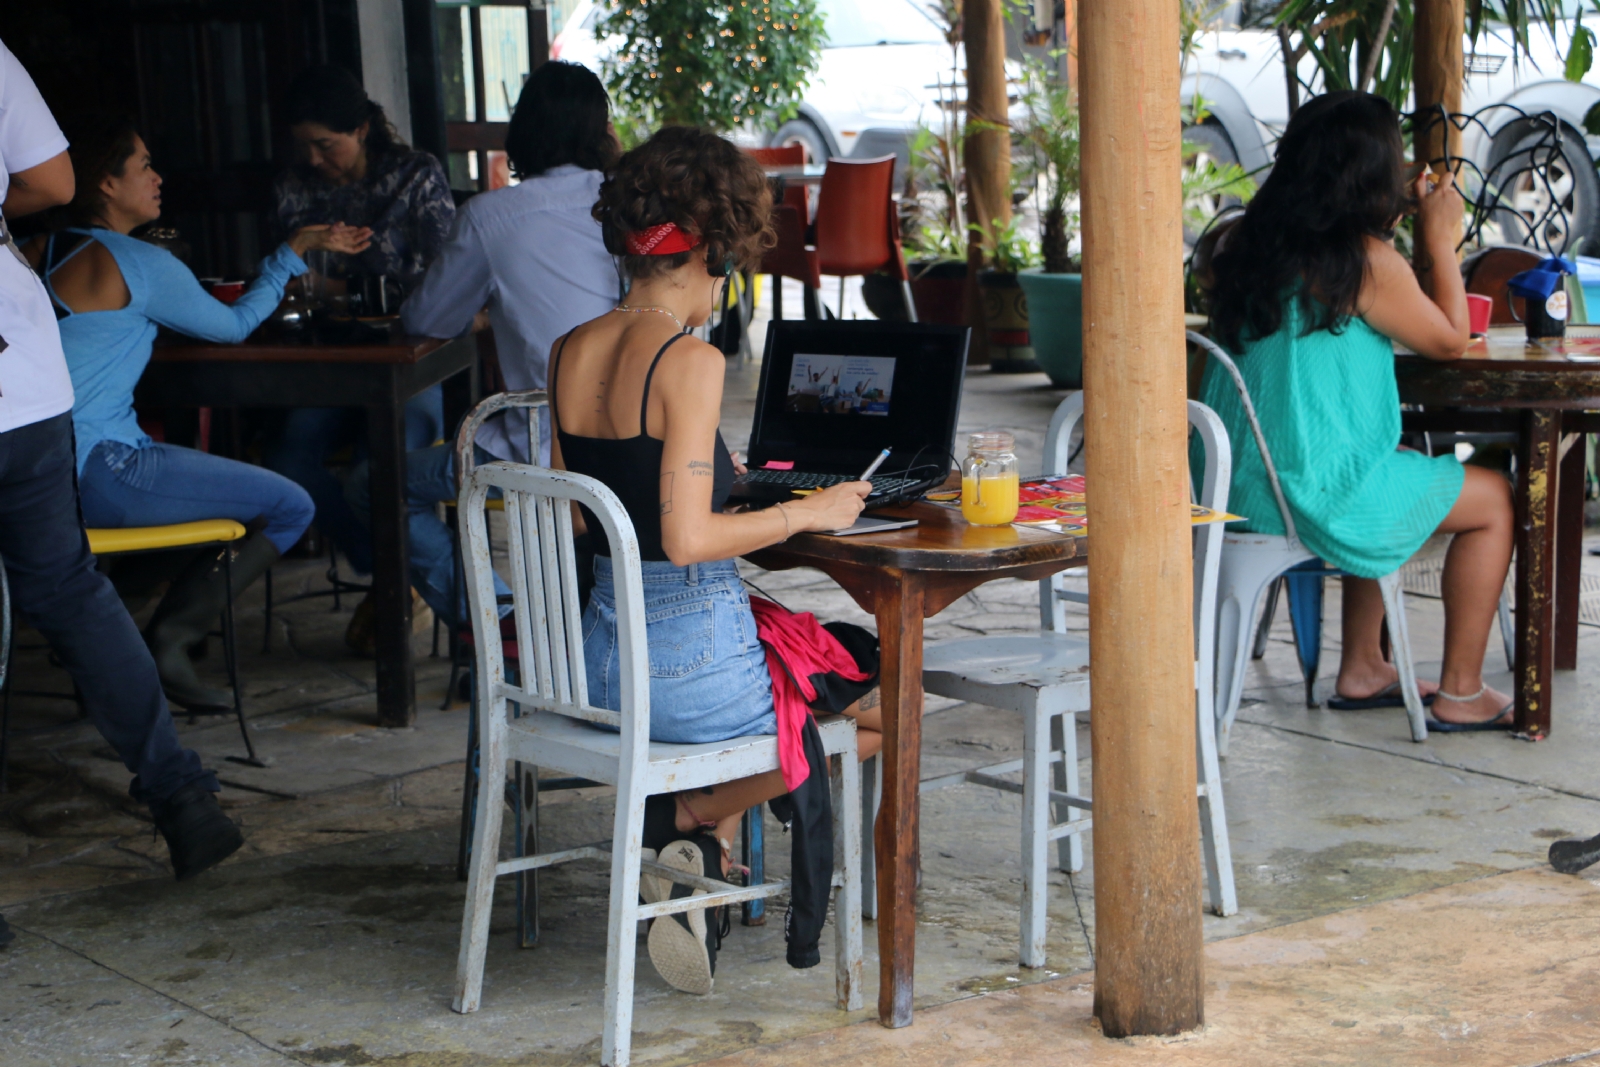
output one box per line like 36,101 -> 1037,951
737,469 -> 924,497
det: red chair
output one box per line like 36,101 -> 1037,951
747,145 -> 818,321
808,155 -> 916,322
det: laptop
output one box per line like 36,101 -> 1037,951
729,320 -> 970,505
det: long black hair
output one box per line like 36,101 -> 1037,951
1207,91 -> 1412,352
283,65 -> 408,162
505,61 -> 618,179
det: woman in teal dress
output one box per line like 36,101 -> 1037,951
1200,91 -> 1515,730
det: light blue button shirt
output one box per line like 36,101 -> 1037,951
401,165 -> 622,463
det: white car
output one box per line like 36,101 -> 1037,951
553,0 -> 992,179
1186,12 -> 1600,251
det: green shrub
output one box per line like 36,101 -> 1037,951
599,0 -> 826,132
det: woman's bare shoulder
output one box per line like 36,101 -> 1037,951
1362,234 -> 1413,275
1356,234 -> 1415,309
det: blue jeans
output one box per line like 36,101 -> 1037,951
583,556 -> 776,744
345,442 -> 511,625
265,384 -> 444,572
0,414 -> 210,804
79,440 -> 315,554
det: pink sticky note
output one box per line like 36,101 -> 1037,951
762,460 -> 795,470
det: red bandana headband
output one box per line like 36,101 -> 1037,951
625,221 -> 700,256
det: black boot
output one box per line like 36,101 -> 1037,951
151,783 -> 244,880
144,532 -> 280,713
1550,831 -> 1600,875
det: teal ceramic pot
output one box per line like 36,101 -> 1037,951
1017,271 -> 1083,388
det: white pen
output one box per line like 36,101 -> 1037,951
859,448 -> 892,481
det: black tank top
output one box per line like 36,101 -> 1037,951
551,330 -> 736,561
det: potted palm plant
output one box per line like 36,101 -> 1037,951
861,125 -> 971,324
1012,58 -> 1083,387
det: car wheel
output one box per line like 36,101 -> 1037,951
1485,122 -> 1600,256
1182,122 -> 1243,245
771,119 -> 831,164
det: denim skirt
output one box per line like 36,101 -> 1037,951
582,556 -> 777,744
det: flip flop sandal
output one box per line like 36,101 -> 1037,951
1549,831 -> 1600,875
1425,706 -> 1514,732
1326,681 -> 1436,711
646,835 -> 727,995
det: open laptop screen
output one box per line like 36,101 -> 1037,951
750,321 -> 969,473
786,354 -> 896,416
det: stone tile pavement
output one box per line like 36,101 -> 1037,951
5,316 -> 1600,1065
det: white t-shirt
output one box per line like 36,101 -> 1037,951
0,38 -> 74,434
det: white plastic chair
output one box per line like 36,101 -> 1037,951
451,461 -> 864,1067
917,391 -> 1238,969
1189,330 -> 1429,754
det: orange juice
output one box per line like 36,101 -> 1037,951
961,471 -> 1020,525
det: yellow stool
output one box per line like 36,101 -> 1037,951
87,520 -> 263,767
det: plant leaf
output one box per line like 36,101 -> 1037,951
1567,9 -> 1594,81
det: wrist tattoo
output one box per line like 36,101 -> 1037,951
688,459 -> 714,477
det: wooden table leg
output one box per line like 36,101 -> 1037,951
1514,410 -> 1560,737
1555,430 -> 1586,671
368,385 -> 417,728
874,571 -> 924,1027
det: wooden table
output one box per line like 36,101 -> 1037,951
746,500 -> 1086,1026
1395,325 -> 1600,738
139,329 -> 479,728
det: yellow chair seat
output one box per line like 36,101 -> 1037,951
86,519 -> 248,556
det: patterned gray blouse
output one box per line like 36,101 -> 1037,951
272,148 -> 455,293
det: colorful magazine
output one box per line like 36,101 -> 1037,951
928,474 -> 1242,535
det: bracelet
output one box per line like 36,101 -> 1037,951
775,502 -> 791,541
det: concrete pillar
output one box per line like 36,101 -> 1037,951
357,0 -> 415,144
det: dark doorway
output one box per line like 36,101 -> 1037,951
2,0 -> 361,279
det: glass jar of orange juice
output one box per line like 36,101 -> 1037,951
960,431 -> 1019,526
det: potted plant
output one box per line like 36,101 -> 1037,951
863,125 -> 971,324
862,0 -> 973,325
975,216 -> 1043,373
1011,57 -> 1083,387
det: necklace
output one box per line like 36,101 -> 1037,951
614,303 -> 685,332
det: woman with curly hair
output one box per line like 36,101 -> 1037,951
1200,91 -> 1513,730
553,126 -> 881,993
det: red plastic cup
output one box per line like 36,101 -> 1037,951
210,280 -> 246,305
1466,293 -> 1493,336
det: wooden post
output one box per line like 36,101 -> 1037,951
1062,0 -> 1078,87
962,0 -> 1011,367
1080,0 -> 1205,1038
1414,0 -> 1464,248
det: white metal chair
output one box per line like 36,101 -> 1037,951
451,460 -> 863,1067
1189,330 -> 1430,755
917,391 -> 1238,969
